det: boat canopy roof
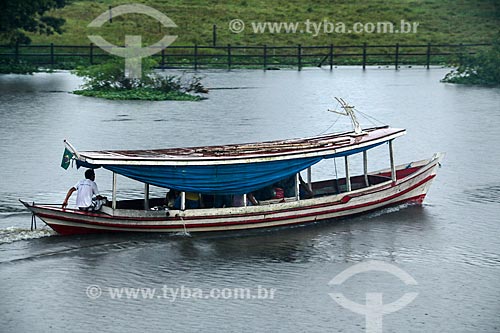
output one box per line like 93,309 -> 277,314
71,126 -> 405,195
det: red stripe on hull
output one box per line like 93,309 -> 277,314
45,193 -> 428,235
405,194 -> 426,205
37,171 -> 435,229
39,173 -> 434,232
48,224 -> 111,235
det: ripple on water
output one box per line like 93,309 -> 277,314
101,118 -> 134,122
465,184 -> 500,204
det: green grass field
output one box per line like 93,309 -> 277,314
24,0 -> 499,47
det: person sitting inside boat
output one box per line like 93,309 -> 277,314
174,192 -> 201,209
62,169 -> 107,211
231,193 -> 259,207
166,189 -> 179,208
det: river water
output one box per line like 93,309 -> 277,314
0,67 -> 499,332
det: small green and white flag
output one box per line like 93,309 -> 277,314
61,148 -> 74,170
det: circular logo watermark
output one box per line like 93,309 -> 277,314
328,260 -> 418,333
229,19 -> 245,33
86,284 -> 102,299
87,4 -> 178,78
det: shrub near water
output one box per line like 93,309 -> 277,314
442,38 -> 500,85
0,60 -> 39,74
72,59 -> 207,100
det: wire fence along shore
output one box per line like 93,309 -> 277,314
0,42 -> 491,70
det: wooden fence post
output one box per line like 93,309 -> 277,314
297,44 -> 302,71
362,42 -> 367,70
263,44 -> 267,70
395,43 -> 399,70
426,43 -> 431,69
194,44 -> 198,70
213,25 -> 217,47
50,43 -> 54,66
15,41 -> 19,63
89,43 -> 94,65
227,44 -> 232,69
329,43 -> 333,70
161,48 -> 165,70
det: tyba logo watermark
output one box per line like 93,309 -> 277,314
328,260 -> 418,333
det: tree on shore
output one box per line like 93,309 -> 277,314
0,0 -> 66,44
442,36 -> 500,85
72,59 -> 208,101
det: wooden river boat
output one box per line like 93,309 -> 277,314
21,100 -> 443,235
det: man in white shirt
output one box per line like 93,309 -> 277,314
62,169 -> 106,211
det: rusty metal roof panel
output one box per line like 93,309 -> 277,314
73,126 -> 405,166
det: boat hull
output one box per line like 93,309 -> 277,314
22,154 -> 443,235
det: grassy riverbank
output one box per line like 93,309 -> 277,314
24,0 -> 499,46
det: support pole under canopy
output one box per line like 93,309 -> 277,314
112,172 -> 117,209
389,140 -> 396,182
363,150 -> 369,187
144,183 -> 149,210
345,156 -> 351,192
180,192 -> 186,211
295,173 -> 300,201
307,167 -> 312,191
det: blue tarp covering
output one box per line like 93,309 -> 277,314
103,157 -> 322,195
77,142 -> 385,194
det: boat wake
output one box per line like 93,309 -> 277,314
0,226 -> 55,244
365,203 -> 413,218
171,231 -> 192,237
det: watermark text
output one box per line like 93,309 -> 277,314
229,19 -> 419,36
86,284 -> 276,301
